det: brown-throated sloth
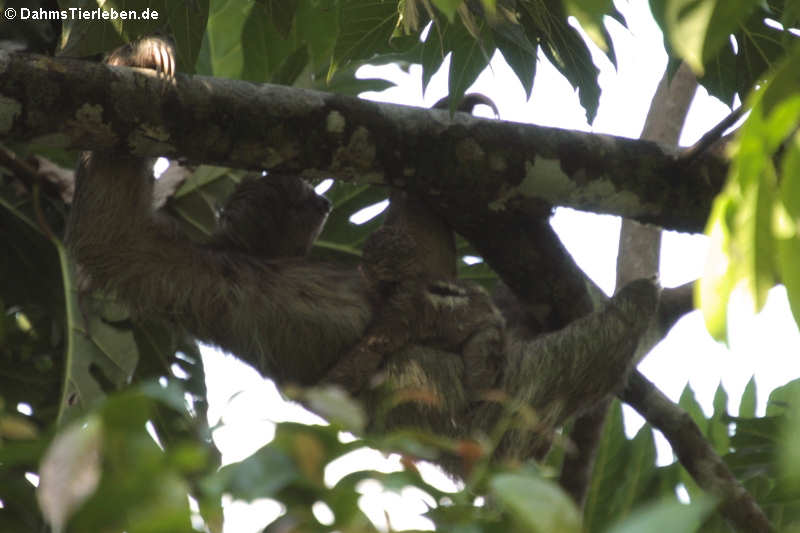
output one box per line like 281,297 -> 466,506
66,35 -> 658,467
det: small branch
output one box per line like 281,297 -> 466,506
658,282 -> 694,333
621,371 -> 771,533
680,106 -> 747,164
0,145 -> 74,201
0,145 -> 64,240
0,143 -> 40,190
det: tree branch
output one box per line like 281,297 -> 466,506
0,50 -> 727,233
658,282 -> 694,332
621,371 -> 771,533
680,106 -> 747,164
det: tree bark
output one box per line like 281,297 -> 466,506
0,50 -> 726,234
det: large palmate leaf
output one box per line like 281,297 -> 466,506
518,0 -> 602,122
698,44 -> 800,341
652,0 -> 799,105
57,0 -> 208,72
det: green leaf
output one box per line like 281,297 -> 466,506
700,45 -> 800,340
584,401 -> 662,532
166,0 -> 211,72
584,402 -> 627,531
313,182 -> 389,264
458,259 -> 498,287
64,390 -> 197,533
302,386 -> 367,433
421,24 -> 449,93
491,473 -> 581,533
778,132 -> 800,327
37,415 -> 102,532
432,0 -> 463,22
203,0 -> 258,79
783,2 -> 800,41
327,75 -> 396,96
205,445 -> 299,500
728,415 -> 781,449
674,1 -> 795,106
0,191 -> 67,428
772,382 -> 800,491
492,17 -> 538,98
761,52 -> 800,148
0,467 -> 47,531
709,383 -> 730,454
296,0 -> 340,71
260,0 -> 299,37
58,0 -> 208,73
739,153 -> 776,312
767,379 -> 800,416
712,382 -> 729,417
562,0 -> 614,51
331,0 -> 399,78
739,377 -> 757,418
241,4 -> 302,83
777,234 -> 800,328
605,496 -> 716,533
171,165 -> 239,239
445,19 -> 493,113
202,0 -> 303,82
519,0 -> 601,122
649,0 -> 761,75
679,384 -> 707,430
59,259 -> 141,424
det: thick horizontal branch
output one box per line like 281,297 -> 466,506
0,51 -> 726,233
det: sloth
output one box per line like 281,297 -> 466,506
66,35 -> 658,472
210,173 -> 332,259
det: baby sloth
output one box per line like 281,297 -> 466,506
325,95 -> 505,395
326,223 -> 504,396
211,173 -> 331,259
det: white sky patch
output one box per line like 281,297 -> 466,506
314,178 -> 334,195
349,199 -> 389,225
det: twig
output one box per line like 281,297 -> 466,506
658,282 -> 694,333
0,144 -> 60,239
620,371 -> 771,533
0,143 -> 40,190
680,106 -> 747,164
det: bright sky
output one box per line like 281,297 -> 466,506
203,1 -> 800,530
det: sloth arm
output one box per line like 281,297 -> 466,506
66,151 -> 372,385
